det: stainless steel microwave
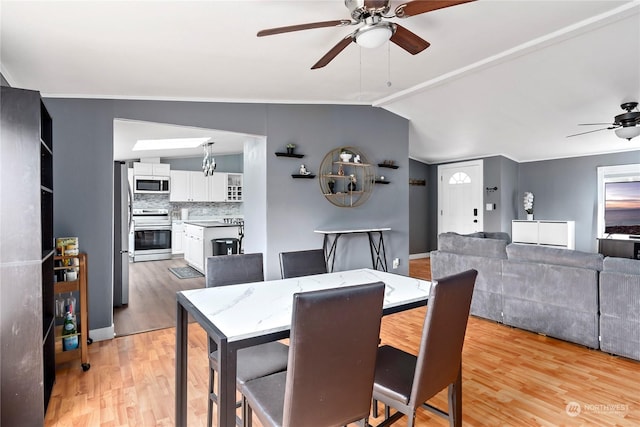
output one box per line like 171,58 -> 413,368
134,176 -> 170,194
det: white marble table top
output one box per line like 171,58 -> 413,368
179,268 -> 431,342
314,227 -> 391,234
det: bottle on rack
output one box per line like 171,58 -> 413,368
62,310 -> 78,351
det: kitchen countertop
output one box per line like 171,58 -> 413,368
184,220 -> 240,228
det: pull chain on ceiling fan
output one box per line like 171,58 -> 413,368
257,0 -> 476,69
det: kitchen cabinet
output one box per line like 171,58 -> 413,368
170,170 -> 208,202
226,173 -> 243,202
183,223 -> 205,272
172,221 -> 184,255
171,170 -> 242,202
208,172 -> 227,202
133,162 -> 170,176
183,222 -> 241,273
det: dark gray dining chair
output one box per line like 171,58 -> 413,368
279,249 -> 327,279
371,269 -> 477,427
241,281 -> 386,427
205,253 -> 289,427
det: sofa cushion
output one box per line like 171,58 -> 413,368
506,244 -> 603,271
438,232 -> 508,259
603,256 -> 640,275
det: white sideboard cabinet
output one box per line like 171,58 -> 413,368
512,220 -> 575,249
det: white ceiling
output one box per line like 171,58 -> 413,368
112,119 -> 249,161
2,0 -> 639,163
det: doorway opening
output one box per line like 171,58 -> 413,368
112,118 -> 265,336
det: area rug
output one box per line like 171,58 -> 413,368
169,266 -> 204,279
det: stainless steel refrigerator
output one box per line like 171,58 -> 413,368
113,162 -> 132,306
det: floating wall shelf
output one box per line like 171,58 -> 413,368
275,152 -> 305,158
292,174 -> 316,179
378,163 -> 399,169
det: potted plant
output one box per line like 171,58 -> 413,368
286,143 -> 296,155
523,192 -> 534,220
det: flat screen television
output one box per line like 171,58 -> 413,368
604,180 -> 640,236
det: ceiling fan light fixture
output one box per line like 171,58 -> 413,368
355,23 -> 393,49
614,126 -> 640,141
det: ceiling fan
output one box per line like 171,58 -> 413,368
567,102 -> 640,141
257,0 -> 476,69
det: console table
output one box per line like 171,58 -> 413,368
512,220 -> 575,249
314,227 -> 391,272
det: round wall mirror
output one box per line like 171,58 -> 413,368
318,147 -> 374,208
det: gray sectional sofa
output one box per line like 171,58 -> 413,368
599,257 -> 640,361
431,232 -> 639,361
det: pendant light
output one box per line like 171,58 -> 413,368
202,141 -> 216,176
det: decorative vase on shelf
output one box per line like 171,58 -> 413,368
328,181 -> 335,194
527,214 -> 534,221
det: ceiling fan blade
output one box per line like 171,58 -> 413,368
390,24 -> 430,55
257,20 -> 352,37
577,122 -> 615,126
566,127 -> 615,138
311,35 -> 355,69
395,0 -> 476,18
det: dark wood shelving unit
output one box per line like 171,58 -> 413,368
275,152 -> 305,158
1,87 -> 55,424
292,174 -> 316,179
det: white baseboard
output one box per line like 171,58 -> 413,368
409,253 -> 430,260
90,324 -> 115,342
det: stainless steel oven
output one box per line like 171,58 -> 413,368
132,209 -> 172,262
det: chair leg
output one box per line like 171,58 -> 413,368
385,404 -> 391,420
243,398 -> 253,427
407,411 -> 416,427
372,399 -> 379,417
447,366 -> 463,427
207,367 -> 215,427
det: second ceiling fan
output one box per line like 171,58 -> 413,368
257,0 -> 476,69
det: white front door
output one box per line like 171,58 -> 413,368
438,160 -> 484,234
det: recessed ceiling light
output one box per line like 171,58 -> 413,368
133,137 -> 210,151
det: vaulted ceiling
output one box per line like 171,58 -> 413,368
2,1 -> 639,163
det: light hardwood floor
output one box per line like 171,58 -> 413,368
114,258 -> 204,337
45,259 -> 640,426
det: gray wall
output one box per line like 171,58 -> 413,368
483,156 -> 520,232
44,98 -> 410,333
409,159 -> 430,255
518,150 -> 640,252
164,154 -> 243,172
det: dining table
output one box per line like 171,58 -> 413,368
175,268 -> 432,427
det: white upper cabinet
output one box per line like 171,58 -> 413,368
170,170 -> 243,202
208,173 -> 227,202
169,170 -> 190,202
133,162 -> 170,177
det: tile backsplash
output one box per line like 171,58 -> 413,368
133,194 -> 243,219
